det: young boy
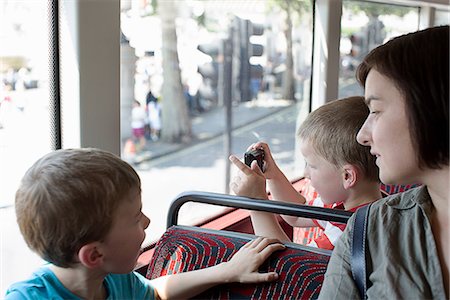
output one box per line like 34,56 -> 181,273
229,96 -> 381,250
6,148 -> 285,300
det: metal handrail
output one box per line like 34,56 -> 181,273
167,191 -> 353,228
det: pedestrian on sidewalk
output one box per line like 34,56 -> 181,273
131,100 -> 147,151
145,90 -> 161,141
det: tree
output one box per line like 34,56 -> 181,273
345,2 -> 410,18
270,0 -> 310,101
345,2 -> 410,58
158,0 -> 192,143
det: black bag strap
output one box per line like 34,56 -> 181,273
351,203 -> 372,299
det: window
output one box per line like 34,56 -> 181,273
1,0 -> 51,293
120,0 -> 314,243
435,9 -> 450,26
338,1 -> 419,98
1,0 -> 445,295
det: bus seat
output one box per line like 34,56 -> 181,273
380,183 -> 420,196
291,178 -> 420,245
146,225 -> 331,299
146,191 -> 350,299
290,178 -> 323,245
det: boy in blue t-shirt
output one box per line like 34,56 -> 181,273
6,148 -> 284,300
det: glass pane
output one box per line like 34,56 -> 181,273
0,1 -> 51,294
120,0 -> 313,244
435,9 -> 450,26
339,1 -> 419,98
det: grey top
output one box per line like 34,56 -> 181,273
319,186 -> 446,299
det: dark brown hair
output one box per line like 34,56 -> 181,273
15,148 -> 141,267
357,25 -> 449,169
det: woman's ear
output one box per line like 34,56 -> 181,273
78,242 -> 104,269
342,164 -> 358,189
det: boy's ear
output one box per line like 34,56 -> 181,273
78,242 -> 104,269
342,164 -> 358,189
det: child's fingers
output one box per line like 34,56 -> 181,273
229,155 -> 253,175
246,143 -> 257,152
259,242 -> 286,260
249,272 -> 279,283
229,181 -> 238,195
250,160 -> 264,175
242,236 -> 263,249
254,141 -> 268,150
251,237 -> 284,253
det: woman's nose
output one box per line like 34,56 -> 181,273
357,121 -> 371,146
143,213 -> 151,229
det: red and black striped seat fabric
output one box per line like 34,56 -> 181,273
380,183 -> 420,196
293,179 -> 420,245
147,225 -> 331,299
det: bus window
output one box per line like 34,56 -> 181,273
119,0 -> 314,245
435,9 -> 450,26
0,0 -> 51,294
1,0 -> 447,296
339,1 -> 419,98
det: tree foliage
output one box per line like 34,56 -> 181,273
345,2 -> 411,18
269,0 -> 310,20
268,0 -> 311,100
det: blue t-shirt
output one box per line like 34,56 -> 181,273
5,266 -> 156,299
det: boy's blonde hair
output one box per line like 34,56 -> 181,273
297,96 -> 378,182
15,148 -> 141,267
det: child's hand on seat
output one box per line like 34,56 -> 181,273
229,155 -> 268,200
221,237 -> 285,283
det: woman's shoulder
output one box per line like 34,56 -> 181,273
368,185 -> 426,221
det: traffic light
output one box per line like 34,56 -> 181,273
197,43 -> 220,105
234,18 -> 265,102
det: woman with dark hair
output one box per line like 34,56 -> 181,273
319,25 -> 449,299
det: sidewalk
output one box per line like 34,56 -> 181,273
132,98 -> 295,164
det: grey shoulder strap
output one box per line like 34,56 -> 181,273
351,204 -> 372,299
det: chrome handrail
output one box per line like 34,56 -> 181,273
167,191 -> 352,228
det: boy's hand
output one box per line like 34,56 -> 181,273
246,142 -> 282,180
229,155 -> 267,199
222,237 -> 285,283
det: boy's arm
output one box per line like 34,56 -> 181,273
149,237 -> 285,300
268,170 -> 316,227
266,170 -> 315,227
254,171 -> 316,232
229,155 -> 292,241
229,154 -> 314,237
248,142 -> 315,228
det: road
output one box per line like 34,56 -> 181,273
135,103 -> 300,244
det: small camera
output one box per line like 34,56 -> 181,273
244,148 -> 265,172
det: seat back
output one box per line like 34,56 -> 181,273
292,178 -> 420,245
147,191 -> 350,299
147,225 -> 331,299
380,183 -> 420,196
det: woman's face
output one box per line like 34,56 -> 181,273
356,69 -> 420,184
